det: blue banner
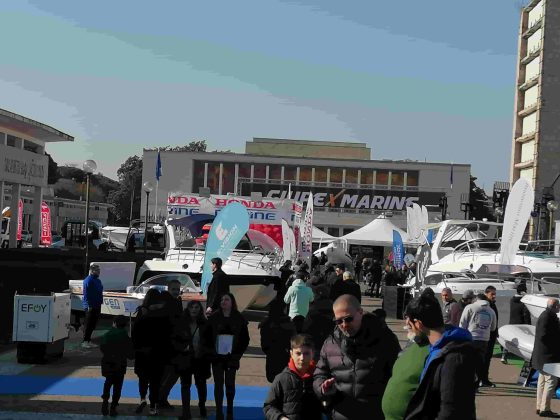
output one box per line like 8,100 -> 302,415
201,202 -> 250,294
392,230 -> 405,270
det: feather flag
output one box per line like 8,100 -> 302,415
156,150 -> 163,181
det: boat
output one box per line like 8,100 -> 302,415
69,272 -> 205,317
497,324 -> 536,362
520,292 -> 560,320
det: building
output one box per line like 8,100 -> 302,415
141,138 -> 470,236
0,108 -> 74,246
511,1 -> 560,196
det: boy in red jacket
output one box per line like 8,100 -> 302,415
263,334 -> 323,420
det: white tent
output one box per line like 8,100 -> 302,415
312,226 -> 335,244
340,215 -> 411,247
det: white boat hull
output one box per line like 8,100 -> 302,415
497,324 -> 535,362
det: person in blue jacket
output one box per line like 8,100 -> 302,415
82,263 -> 104,349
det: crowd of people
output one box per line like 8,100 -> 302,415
81,254 -> 560,419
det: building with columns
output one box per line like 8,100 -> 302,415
0,108 -> 73,246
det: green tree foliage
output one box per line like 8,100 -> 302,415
107,155 -> 143,225
46,153 -> 60,185
145,139 -> 207,152
469,176 -> 494,221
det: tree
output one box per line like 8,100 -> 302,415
46,152 -> 60,185
145,139 -> 207,152
107,155 -> 143,225
469,176 -> 494,221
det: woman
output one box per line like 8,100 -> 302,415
202,293 -> 250,420
131,289 -> 173,416
177,300 -> 211,419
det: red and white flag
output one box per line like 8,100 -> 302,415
16,199 -> 23,241
40,201 -> 52,246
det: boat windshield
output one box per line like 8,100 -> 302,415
440,222 -> 500,250
172,225 -> 253,251
132,273 -> 199,294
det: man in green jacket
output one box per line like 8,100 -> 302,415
381,295 -> 431,420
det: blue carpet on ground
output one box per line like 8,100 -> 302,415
0,375 -> 268,407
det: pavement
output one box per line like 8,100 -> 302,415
0,295 -> 558,419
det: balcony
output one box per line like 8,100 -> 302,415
518,103 -> 538,118
523,18 -> 543,38
514,160 -> 535,170
515,132 -> 537,143
518,76 -> 539,91
521,49 -> 541,65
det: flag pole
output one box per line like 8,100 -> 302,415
154,180 -> 159,222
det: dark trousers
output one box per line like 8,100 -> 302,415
102,373 -> 125,405
83,306 -> 101,342
292,315 -> 305,333
138,369 -> 163,406
159,364 -> 180,403
212,362 -> 236,410
482,332 -> 498,382
180,369 -> 208,416
472,340 -> 488,383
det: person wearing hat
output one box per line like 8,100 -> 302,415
459,290 -> 475,313
82,263 -> 104,349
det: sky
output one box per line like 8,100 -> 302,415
0,0 -> 526,190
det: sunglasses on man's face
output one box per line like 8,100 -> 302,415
334,316 -> 354,325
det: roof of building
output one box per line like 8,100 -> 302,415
0,108 -> 74,143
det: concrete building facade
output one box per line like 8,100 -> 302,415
141,138 -> 470,236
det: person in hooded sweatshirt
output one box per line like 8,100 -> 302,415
284,272 -> 314,333
459,293 -> 496,389
263,334 -> 322,420
501,283 -> 531,364
403,293 -> 477,420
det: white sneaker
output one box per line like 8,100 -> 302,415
81,341 -> 98,349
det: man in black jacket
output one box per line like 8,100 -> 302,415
502,283 -> 531,364
404,294 -> 477,420
313,294 -> 400,420
533,298 -> 560,418
481,285 -> 499,387
206,257 -> 229,315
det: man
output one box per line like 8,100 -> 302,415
482,285 -> 498,387
502,283 -> 532,364
370,259 -> 383,298
459,293 -> 496,388
328,264 -> 347,301
441,288 -> 462,327
533,298 -> 560,417
284,273 -> 314,333
403,293 -> 477,419
382,292 -> 432,420
313,295 -> 400,419
82,263 -> 104,349
459,289 -> 475,312
206,257 -> 229,315
330,271 -> 361,303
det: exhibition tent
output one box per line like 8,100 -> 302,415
312,226 -> 335,244
340,215 -> 411,247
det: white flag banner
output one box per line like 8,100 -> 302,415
299,193 -> 314,266
499,178 -> 534,266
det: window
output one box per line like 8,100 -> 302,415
326,227 -> 339,237
284,165 -> 297,181
192,161 -> 205,194
407,171 -> 419,187
269,164 -> 282,180
238,163 -> 251,179
345,169 -> 358,184
221,163 -> 235,194
253,164 -> 266,180
299,166 -> 312,182
376,171 -> 389,185
361,170 -> 373,186
330,169 -> 342,183
315,167 -> 328,182
7,135 -> 16,147
391,171 -> 404,187
207,162 -> 221,194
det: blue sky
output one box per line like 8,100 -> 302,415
0,0 -> 525,189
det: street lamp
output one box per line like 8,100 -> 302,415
83,159 -> 97,275
494,207 -> 504,223
142,181 -> 154,256
547,200 -> 559,243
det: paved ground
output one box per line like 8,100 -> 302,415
0,295 -> 558,419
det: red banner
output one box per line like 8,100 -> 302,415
17,199 -> 23,241
40,201 -> 52,246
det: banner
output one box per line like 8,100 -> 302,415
167,192 -> 300,225
240,182 -> 443,211
415,243 -> 432,290
200,202 -> 250,293
392,230 -> 405,270
281,219 -> 297,263
17,199 -> 23,241
499,178 -> 534,266
299,193 -> 314,266
40,201 -> 52,246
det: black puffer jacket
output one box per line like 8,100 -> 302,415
532,307 -> 560,371
510,294 -> 531,324
313,313 -> 400,420
264,366 -> 322,420
404,340 -> 477,420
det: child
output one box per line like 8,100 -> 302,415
100,315 -> 134,417
263,334 -> 322,420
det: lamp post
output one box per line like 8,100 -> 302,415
547,200 -> 559,245
83,159 -> 97,275
494,207 -> 504,224
142,181 -> 154,256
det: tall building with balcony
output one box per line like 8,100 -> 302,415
511,0 -> 560,198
